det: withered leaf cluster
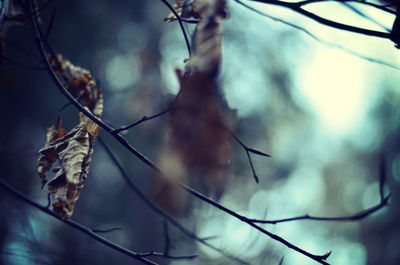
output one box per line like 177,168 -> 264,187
37,55 -> 103,219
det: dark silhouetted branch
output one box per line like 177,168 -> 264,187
97,137 -> 249,265
379,153 -> 387,201
0,179 -> 158,265
234,0 -> 400,71
114,92 -> 181,133
45,9 -> 56,40
159,0 -> 192,56
92,227 -> 123,233
299,0 -> 396,14
250,194 -> 390,224
247,0 -> 391,39
230,130 -> 270,183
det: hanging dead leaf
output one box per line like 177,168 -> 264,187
50,54 -> 102,115
154,0 -> 235,215
37,55 -> 102,219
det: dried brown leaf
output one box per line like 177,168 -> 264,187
154,0 -> 235,215
37,55 -> 102,219
188,0 -> 227,75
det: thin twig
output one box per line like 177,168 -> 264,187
341,2 -> 390,32
92,227 -> 123,233
233,0 -> 400,71
115,91 -> 181,133
379,153 -> 387,202
159,0 -> 192,57
298,0 -> 396,15
250,194 -> 390,224
46,192 -> 51,209
138,251 -> 197,259
0,179 -> 157,265
45,9 -> 56,40
230,130 -> 270,184
97,137 -> 249,265
248,0 -> 391,39
163,221 -> 173,253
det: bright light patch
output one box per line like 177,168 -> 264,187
197,212 -> 264,259
105,54 -> 138,91
330,240 -> 367,265
362,181 -> 380,209
284,167 -> 325,211
392,153 -> 400,182
297,47 -> 368,135
224,69 -> 268,117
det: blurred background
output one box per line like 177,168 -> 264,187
1,0 -> 400,264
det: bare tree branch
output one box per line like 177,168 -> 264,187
97,136 -> 250,265
114,91 -> 181,133
159,0 -> 192,56
246,0 -> 391,39
91,227 -> 123,233
233,0 -> 400,71
230,130 -> 270,183
298,0 -> 396,15
0,179 -> 158,265
249,193 -> 390,224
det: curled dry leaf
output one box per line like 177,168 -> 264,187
154,0 -> 235,214
37,55 -> 102,219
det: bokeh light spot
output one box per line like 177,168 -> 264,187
391,153 -> 400,182
105,54 -> 138,91
362,181 -> 380,209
